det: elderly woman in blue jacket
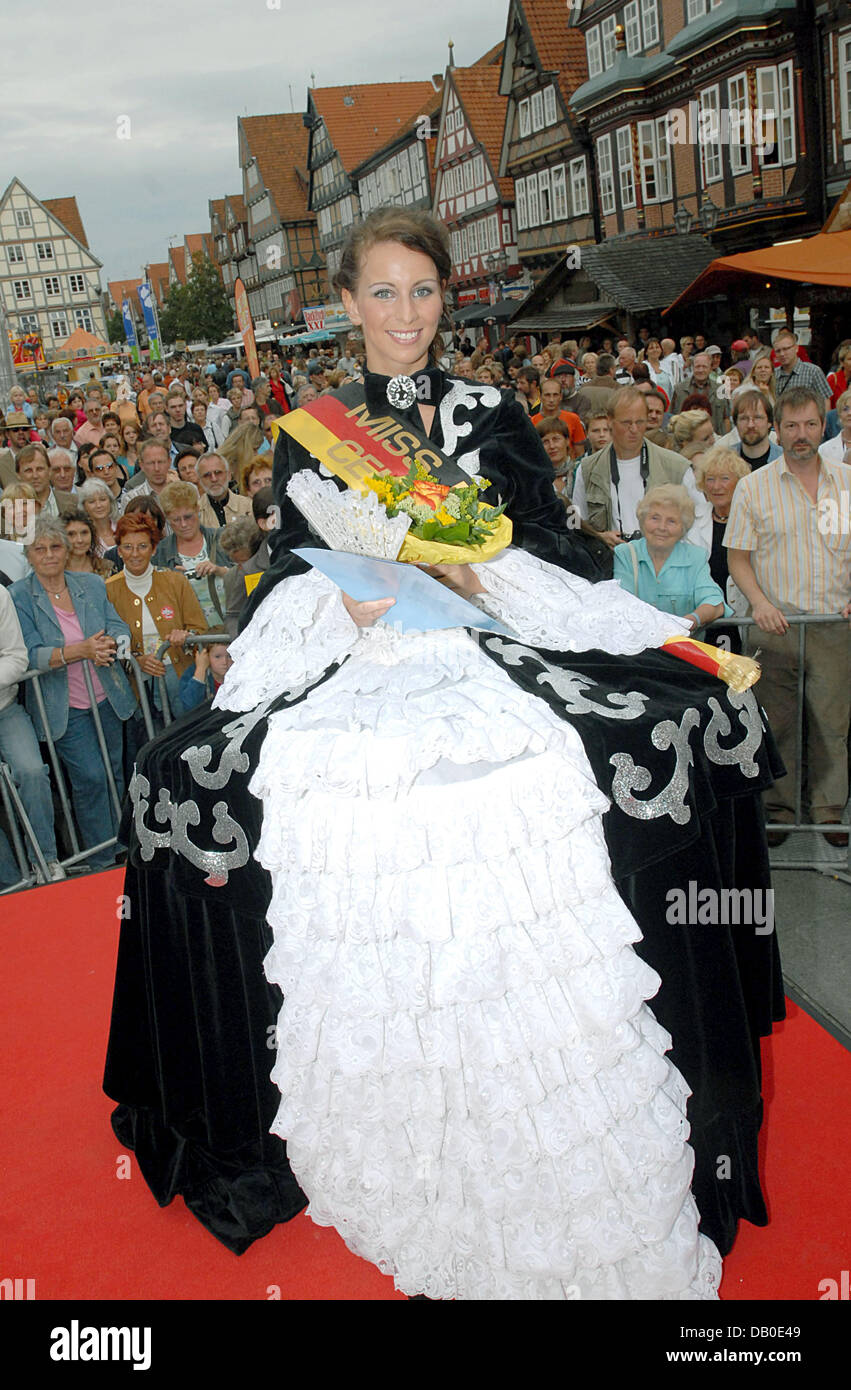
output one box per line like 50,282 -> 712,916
613,483 -> 731,633
10,516 -> 136,870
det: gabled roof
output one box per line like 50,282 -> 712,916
108,279 -> 143,313
310,81 -> 439,173
169,246 -> 186,283
42,196 -> 90,250
348,82 -> 444,180
209,197 -> 226,223
472,39 -> 505,68
448,57 -> 513,202
147,262 -> 170,305
518,0 -> 587,111
240,113 -> 313,222
581,234 -> 718,313
224,192 -> 247,224
185,232 -> 213,260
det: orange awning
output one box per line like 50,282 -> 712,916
664,228 -> 851,315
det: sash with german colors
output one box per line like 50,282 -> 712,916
273,380 -> 471,492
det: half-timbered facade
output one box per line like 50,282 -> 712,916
498,0 -> 594,282
350,87 -> 443,218
306,80 -> 438,281
238,114 -> 325,327
0,179 -> 106,358
433,52 -> 520,307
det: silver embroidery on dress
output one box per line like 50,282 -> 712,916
439,380 -> 501,457
181,701 -> 274,790
609,708 -> 700,823
130,771 -> 250,884
485,639 -> 648,720
702,690 -> 762,779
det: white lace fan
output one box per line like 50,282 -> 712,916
287,470 -> 411,560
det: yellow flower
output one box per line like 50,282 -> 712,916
435,506 -> 454,525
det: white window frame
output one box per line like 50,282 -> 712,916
601,15 -> 617,69
641,0 -> 659,46
698,85 -> 723,184
460,225 -> 469,261
637,119 -> 672,203
551,164 -> 568,222
7,244 -> 24,264
516,177 -> 528,230
570,157 -> 590,216
518,97 -> 531,138
531,89 -> 544,133
36,242 -> 54,261
526,171 -> 540,226
49,312 -> 69,340
74,307 -> 94,333
13,280 -> 31,301
463,158 -> 474,192
616,126 -> 636,209
597,134 -> 616,216
474,153 -> 484,187
586,25 -> 603,79
544,84 -> 557,127
840,33 -> 851,141
44,275 -> 61,296
777,59 -> 796,165
489,213 -> 500,252
687,0 -> 706,18
68,273 -> 87,294
624,2 -> 641,57
538,168 -> 552,224
19,314 -> 39,334
467,220 -> 478,258
727,72 -> 751,175
15,209 -> 31,228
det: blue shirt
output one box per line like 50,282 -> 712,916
613,537 -> 731,619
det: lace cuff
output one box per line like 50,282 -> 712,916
215,569 -> 359,711
471,546 -> 690,654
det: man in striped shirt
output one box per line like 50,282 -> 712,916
726,387 -> 851,845
773,331 -> 832,404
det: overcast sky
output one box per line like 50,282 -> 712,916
2,0 -> 505,288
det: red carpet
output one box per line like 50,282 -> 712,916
2,870 -> 848,1301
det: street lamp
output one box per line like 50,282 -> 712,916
698,194 -> 719,234
674,204 -> 694,235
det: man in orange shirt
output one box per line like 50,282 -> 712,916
531,375 -> 586,457
73,396 -> 107,448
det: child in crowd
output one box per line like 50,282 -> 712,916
178,634 -> 233,712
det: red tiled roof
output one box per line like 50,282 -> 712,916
348,82 -> 444,178
472,39 -> 504,67
185,232 -> 213,262
108,279 -> 143,313
518,0 -> 588,112
169,246 -> 186,283
225,192 -> 247,224
240,114 -> 313,222
43,196 -> 90,249
311,81 -> 439,173
147,262 -> 170,305
449,59 -> 513,203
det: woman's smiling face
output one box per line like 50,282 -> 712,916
341,241 -> 444,379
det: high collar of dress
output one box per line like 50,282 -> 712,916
363,365 -> 445,421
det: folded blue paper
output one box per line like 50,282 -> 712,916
292,548 -> 516,636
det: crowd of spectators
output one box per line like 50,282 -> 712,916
0,322 -> 849,884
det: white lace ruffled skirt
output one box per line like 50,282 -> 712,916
249,625 -> 721,1300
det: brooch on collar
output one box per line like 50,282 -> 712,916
386,375 -> 417,411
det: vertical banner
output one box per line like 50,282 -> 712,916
233,277 -> 259,382
121,299 -> 140,364
138,281 -> 162,362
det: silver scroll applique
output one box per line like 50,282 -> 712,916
181,700 -> 274,790
485,639 -> 649,720
702,690 -> 762,778
129,772 -> 250,886
438,380 -> 502,457
609,707 -> 701,823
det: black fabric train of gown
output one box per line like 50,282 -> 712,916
104,368 -> 785,1257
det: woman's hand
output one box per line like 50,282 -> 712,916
85,630 -> 117,666
166,628 -> 189,647
416,563 -> 485,597
341,592 -> 396,628
192,560 -> 223,578
137,653 -> 166,677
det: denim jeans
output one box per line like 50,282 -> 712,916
0,698 -> 59,862
55,699 -> 126,870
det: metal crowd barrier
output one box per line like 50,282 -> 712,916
150,632 -> 233,727
702,611 -> 851,883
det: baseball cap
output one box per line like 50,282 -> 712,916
731,339 -> 749,351
551,360 -> 577,377
706,345 -> 722,356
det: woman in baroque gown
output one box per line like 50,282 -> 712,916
104,208 -> 784,1297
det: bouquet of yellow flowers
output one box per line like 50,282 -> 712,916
364,459 -> 512,565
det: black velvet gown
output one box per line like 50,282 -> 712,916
104,369 -> 784,1258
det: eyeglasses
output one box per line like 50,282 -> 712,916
92,464 -> 114,473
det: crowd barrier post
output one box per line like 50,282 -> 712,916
153,633 -> 233,727
19,668 -> 81,859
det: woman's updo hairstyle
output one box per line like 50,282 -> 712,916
333,207 -> 453,367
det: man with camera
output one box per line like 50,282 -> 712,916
572,387 -> 708,551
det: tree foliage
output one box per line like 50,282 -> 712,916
158,253 -> 233,344
106,308 -> 126,344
